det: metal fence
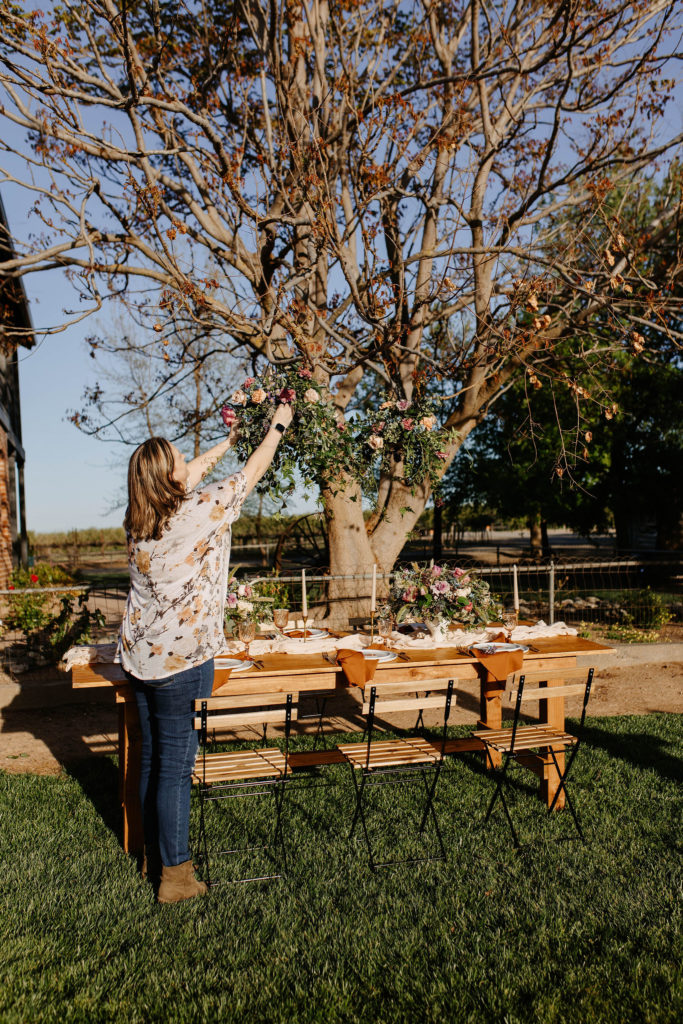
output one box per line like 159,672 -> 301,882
1,554 -> 679,673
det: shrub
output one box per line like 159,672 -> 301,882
619,587 -> 672,629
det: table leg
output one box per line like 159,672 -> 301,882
118,698 -> 144,856
538,676 -> 567,811
478,679 -> 503,769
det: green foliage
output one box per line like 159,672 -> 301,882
0,714 -> 682,1022
619,588 -> 672,629
3,565 -> 105,662
251,575 -> 292,610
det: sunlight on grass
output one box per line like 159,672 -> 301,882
0,715 -> 681,1023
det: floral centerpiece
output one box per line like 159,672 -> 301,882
225,578 -> 259,624
390,563 -> 495,642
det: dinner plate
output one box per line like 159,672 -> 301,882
471,642 -> 529,654
361,649 -> 397,662
284,628 -> 329,640
215,658 -> 255,672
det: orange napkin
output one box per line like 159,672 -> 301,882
212,667 -> 233,695
336,648 -> 378,688
472,633 -> 524,687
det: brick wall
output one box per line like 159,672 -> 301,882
0,429 -> 13,587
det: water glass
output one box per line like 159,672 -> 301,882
273,608 -> 289,636
237,619 -> 256,658
502,608 -> 518,642
377,613 -> 394,647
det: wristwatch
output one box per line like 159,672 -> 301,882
273,423 -> 286,434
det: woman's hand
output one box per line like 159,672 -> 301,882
271,402 -> 293,431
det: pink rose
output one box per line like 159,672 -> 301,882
367,435 -> 384,451
298,367 -> 313,379
221,405 -> 237,426
454,568 -> 466,577
432,580 -> 450,595
230,389 -> 248,406
250,388 -> 267,404
401,418 -> 414,430
464,602 -> 473,612
227,593 -> 238,608
303,388 -> 320,404
243,377 -> 255,388
279,387 -> 296,404
436,451 -> 448,461
372,421 -> 385,432
337,422 -> 347,432
431,565 -> 442,577
396,399 -> 410,411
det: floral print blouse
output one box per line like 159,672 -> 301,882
118,471 -> 248,680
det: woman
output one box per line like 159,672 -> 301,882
118,400 -> 293,903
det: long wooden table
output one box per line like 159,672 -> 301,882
71,636 -> 613,855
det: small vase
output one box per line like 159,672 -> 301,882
424,617 -> 453,644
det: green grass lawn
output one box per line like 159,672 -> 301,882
1,714 -> 681,1024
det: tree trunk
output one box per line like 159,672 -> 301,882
528,514 -> 543,560
432,502 -> 443,562
541,519 -> 551,558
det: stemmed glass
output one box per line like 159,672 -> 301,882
502,607 -> 518,643
377,610 -> 394,649
273,607 -> 289,638
237,619 -> 256,660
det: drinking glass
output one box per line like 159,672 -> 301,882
273,608 -> 289,637
377,612 -> 394,648
502,607 -> 518,642
237,619 -> 256,659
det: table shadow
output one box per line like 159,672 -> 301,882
578,717 -> 682,786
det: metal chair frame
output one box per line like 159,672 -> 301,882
479,668 -> 595,847
340,679 -> 455,871
194,693 -> 294,886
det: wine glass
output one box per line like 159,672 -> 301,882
273,607 -> 289,637
377,611 -> 394,649
237,619 -> 256,660
502,607 -> 518,642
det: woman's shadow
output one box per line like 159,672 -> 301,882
1,667 -> 123,843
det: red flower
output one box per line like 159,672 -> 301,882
30,573 -> 39,583
8,584 -> 15,590
220,405 -> 237,427
298,367 -> 313,379
401,417 -> 414,430
279,387 -> 296,404
436,450 -> 448,461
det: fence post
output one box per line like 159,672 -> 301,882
549,561 -> 555,624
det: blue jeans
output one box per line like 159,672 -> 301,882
129,659 -> 214,867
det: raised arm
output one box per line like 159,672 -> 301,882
243,403 -> 293,496
186,435 -> 236,491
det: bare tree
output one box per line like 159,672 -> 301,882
0,1 -> 681,611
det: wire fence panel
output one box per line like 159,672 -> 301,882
1,554 -> 679,672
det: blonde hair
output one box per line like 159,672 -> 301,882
124,437 -> 187,541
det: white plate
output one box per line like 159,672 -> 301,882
215,658 -> 255,672
471,643 -> 529,654
284,628 -> 329,640
362,649 -> 398,662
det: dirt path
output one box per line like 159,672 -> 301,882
1,644 -> 681,777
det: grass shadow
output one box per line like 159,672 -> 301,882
65,755 -> 123,845
578,715 -> 683,785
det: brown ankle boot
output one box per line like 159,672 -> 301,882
158,860 -> 208,904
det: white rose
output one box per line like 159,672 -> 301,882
367,435 -> 384,450
231,389 -> 248,406
456,587 -> 471,598
236,599 -> 253,614
303,388 -> 320,404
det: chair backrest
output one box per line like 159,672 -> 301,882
506,667 -> 595,704
193,693 -> 297,735
362,677 -> 456,767
505,667 -> 595,748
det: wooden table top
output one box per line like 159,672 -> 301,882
71,635 -> 614,692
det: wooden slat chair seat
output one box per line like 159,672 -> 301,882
192,693 -> 296,885
474,667 -> 596,847
336,678 -> 456,871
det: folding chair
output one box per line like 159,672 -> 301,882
192,692 -> 296,885
337,678 -> 455,871
473,667 -> 595,847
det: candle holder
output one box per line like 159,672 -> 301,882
369,610 -> 375,644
